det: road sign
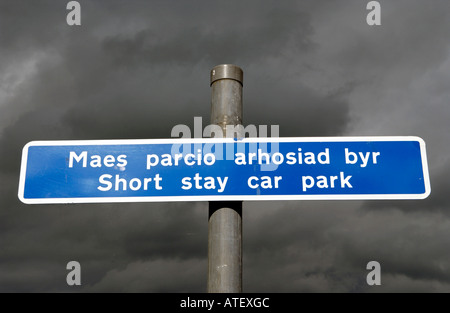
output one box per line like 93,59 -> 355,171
18,136 -> 431,204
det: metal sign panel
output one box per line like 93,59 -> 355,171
18,137 -> 431,204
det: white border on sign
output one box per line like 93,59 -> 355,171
18,136 -> 431,204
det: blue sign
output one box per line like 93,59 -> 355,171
18,137 -> 430,204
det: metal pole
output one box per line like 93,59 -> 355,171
208,64 -> 243,293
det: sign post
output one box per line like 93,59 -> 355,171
208,64 -> 244,293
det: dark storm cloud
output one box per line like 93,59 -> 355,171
243,202 -> 450,292
0,0 -> 349,145
86,258 -> 207,292
101,4 -> 312,67
1,0 -> 450,292
0,1 -> 62,53
0,184 -> 208,292
244,76 -> 352,137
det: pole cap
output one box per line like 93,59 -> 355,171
210,64 -> 243,86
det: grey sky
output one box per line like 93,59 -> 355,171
1,0 -> 450,292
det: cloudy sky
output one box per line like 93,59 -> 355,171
1,0 -> 450,292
